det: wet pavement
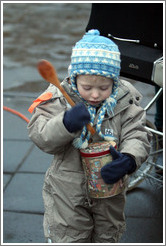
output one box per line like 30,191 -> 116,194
3,3 -> 91,92
3,80 -> 163,244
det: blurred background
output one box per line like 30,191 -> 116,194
3,3 -> 91,93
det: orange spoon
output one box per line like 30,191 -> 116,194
37,59 -> 95,135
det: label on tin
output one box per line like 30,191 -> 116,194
80,141 -> 124,198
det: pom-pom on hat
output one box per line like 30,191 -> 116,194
69,29 -> 121,83
69,30 -> 121,149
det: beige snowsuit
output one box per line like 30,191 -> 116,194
28,78 -> 151,243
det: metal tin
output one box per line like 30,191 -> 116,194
80,141 -> 124,198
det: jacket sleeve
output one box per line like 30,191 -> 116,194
27,92 -> 79,154
119,103 -> 152,168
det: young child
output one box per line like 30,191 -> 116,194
28,29 -> 152,243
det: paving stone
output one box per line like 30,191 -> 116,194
3,173 -> 44,213
3,174 -> 12,189
19,145 -> 53,173
3,141 -> 33,173
3,211 -> 45,243
3,111 -> 29,140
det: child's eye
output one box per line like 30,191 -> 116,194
100,87 -> 109,91
83,86 -> 91,90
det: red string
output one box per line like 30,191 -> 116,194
3,106 -> 30,124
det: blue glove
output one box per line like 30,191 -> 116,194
63,103 -> 90,133
101,146 -> 137,184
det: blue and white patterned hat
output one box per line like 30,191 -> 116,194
69,30 -> 121,149
70,29 -> 121,83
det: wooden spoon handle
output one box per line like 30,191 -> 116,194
37,60 -> 75,106
37,59 -> 95,135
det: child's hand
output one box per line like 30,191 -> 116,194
63,103 -> 90,133
101,146 -> 137,184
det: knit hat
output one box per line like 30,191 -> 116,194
69,29 -> 121,149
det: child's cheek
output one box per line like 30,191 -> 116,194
105,89 -> 112,99
80,91 -> 89,101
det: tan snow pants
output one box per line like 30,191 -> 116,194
43,186 -> 127,243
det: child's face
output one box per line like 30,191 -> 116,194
76,75 -> 113,106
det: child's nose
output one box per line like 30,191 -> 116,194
91,90 -> 99,99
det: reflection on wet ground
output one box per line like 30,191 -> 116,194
3,3 -> 91,93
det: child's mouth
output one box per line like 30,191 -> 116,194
88,101 -> 101,106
